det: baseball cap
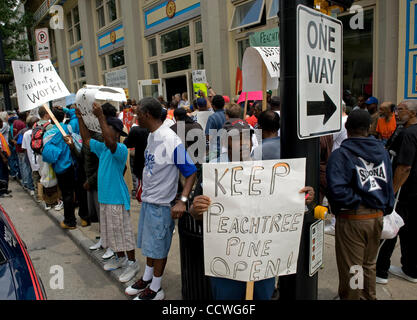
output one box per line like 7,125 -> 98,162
267,90 -> 272,95
106,117 -> 127,137
223,96 -> 231,104
196,98 -> 207,108
365,97 -> 378,105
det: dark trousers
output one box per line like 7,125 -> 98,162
74,165 -> 89,223
377,201 -> 417,279
56,166 -> 76,227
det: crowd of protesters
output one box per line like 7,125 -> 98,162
0,84 -> 415,301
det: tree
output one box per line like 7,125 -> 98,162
0,0 -> 34,72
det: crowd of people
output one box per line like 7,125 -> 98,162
0,84 -> 415,301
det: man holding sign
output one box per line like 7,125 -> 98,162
189,119 -> 314,300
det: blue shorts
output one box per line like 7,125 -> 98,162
210,277 -> 275,300
137,202 -> 175,259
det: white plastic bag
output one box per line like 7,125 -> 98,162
381,189 -> 405,239
40,161 -> 57,188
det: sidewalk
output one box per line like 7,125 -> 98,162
15,180 -> 417,300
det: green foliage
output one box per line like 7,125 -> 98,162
0,0 -> 34,71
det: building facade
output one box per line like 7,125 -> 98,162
25,0 -> 413,105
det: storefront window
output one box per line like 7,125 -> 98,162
149,38 -> 157,57
150,63 -> 159,79
268,0 -> 279,19
230,0 -> 265,31
161,26 -> 190,54
163,55 -> 191,73
238,38 -> 250,68
195,20 -> 203,43
197,51 -> 204,69
109,50 -> 125,68
339,8 -> 374,102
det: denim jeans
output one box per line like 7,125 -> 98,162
17,152 -> 34,190
8,147 -> 20,179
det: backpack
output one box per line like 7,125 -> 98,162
31,122 -> 49,155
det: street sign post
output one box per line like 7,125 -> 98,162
297,5 -> 343,139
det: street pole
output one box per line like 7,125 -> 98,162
0,31 -> 12,111
279,0 -> 320,300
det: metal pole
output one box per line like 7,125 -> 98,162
0,31 -> 12,111
279,0 -> 320,300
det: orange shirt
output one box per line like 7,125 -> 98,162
376,114 -> 396,140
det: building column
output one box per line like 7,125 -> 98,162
375,0 -> 399,103
201,0 -> 231,96
78,0 -> 99,85
53,28 -> 71,90
120,0 -> 146,100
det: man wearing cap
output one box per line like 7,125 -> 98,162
75,103 -> 138,284
326,110 -> 394,300
365,97 -> 379,137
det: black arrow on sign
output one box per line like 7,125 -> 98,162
307,91 -> 337,125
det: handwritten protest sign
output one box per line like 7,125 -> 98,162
203,158 -> 306,283
242,47 -> 280,93
11,59 -> 70,112
76,85 -> 127,133
192,70 -> 208,98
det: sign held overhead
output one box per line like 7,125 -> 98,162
297,5 -> 343,139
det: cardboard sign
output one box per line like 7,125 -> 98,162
242,47 -> 280,92
193,83 -> 208,98
11,60 -> 70,112
75,85 -> 127,133
192,70 -> 208,98
203,158 -> 306,282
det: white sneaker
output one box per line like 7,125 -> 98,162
125,278 -> 152,296
54,200 -> 64,211
389,265 -> 417,283
104,256 -> 127,271
44,203 -> 52,210
102,248 -> 114,260
119,260 -> 140,283
89,239 -> 102,250
30,190 -> 35,196
376,276 -> 388,285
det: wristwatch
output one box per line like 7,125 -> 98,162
179,195 -> 188,203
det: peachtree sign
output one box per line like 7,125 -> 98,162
297,5 -> 343,139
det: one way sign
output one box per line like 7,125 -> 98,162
297,5 -> 343,139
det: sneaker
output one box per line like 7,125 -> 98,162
119,260 -> 140,283
376,276 -> 388,285
30,190 -> 35,196
104,256 -> 127,271
102,248 -> 115,260
44,203 -> 52,210
125,278 -> 152,296
389,265 -> 417,283
54,200 -> 64,211
60,221 -> 76,230
0,193 -> 12,198
133,287 -> 165,300
89,239 -> 102,251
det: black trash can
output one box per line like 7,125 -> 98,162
178,212 -> 212,300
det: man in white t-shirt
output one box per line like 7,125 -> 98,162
332,102 -> 348,152
21,117 -> 40,200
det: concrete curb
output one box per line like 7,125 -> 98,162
18,181 -> 134,298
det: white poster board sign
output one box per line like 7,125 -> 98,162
11,59 -> 70,112
242,47 -> 280,92
75,85 -> 127,133
192,70 -> 207,84
105,68 -> 128,89
203,158 -> 306,282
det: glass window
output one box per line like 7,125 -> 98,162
238,38 -> 250,68
197,51 -> 204,69
96,0 -> 105,29
163,55 -> 191,73
75,25 -> 81,42
339,9 -> 374,100
107,0 -> 117,22
109,50 -> 125,68
161,26 -> 190,54
79,65 -> 85,78
68,29 -> 74,46
142,84 -> 160,99
268,0 -> 279,19
230,0 -> 265,31
73,7 -> 80,24
150,63 -> 159,79
101,56 -> 107,70
148,38 -> 157,57
195,20 -> 203,43
66,12 -> 72,28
